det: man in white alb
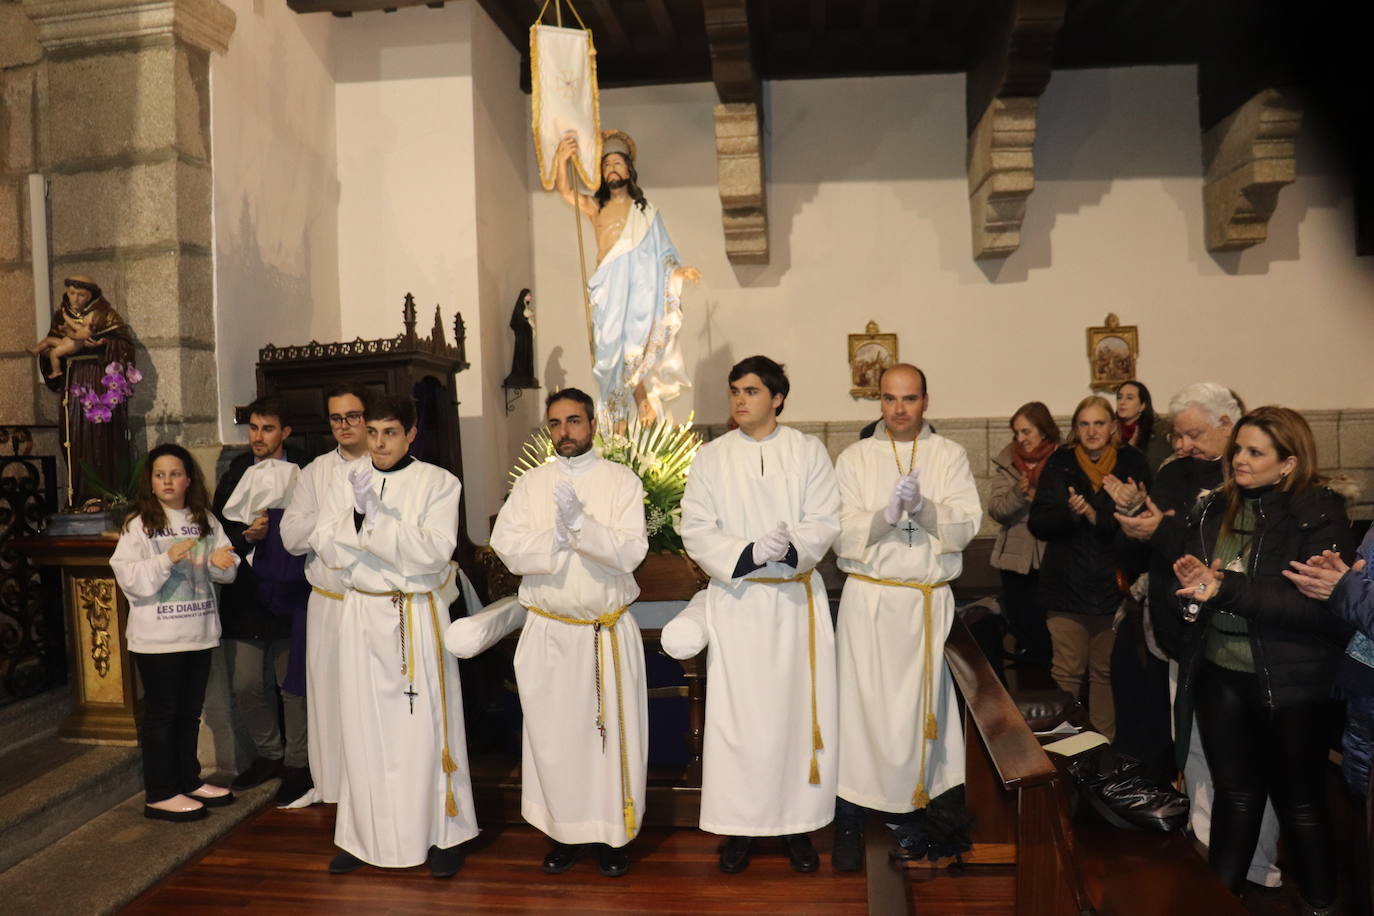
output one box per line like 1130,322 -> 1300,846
313,394 -> 477,878
830,364 -> 981,870
488,387 -> 649,878
668,355 -> 841,874
279,382 -> 371,806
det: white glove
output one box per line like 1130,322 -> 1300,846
751,522 -> 791,565
884,476 -> 909,526
554,480 -> 584,531
901,469 -> 923,514
348,465 -> 380,519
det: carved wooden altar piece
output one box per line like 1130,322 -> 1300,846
248,294 -> 480,570
11,535 -> 138,745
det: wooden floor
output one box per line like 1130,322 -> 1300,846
126,804 -> 874,915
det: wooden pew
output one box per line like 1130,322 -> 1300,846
868,615 -> 1244,916
863,614 -> 1090,915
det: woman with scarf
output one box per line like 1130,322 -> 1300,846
989,402 -> 1061,668
1116,380 -> 1171,470
1173,407 -> 1352,914
1029,395 -> 1151,738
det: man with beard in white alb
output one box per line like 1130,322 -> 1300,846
488,387 -> 649,878
279,382 -> 372,807
830,364 -> 981,871
668,355 -> 841,875
314,394 -> 476,878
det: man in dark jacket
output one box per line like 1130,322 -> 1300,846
213,397 -> 312,804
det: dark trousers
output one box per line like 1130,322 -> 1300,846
1194,661 -> 1337,906
1000,569 -> 1051,666
132,649 -> 211,803
1110,609 -> 1174,783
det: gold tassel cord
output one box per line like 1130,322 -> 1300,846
747,570 -> 824,785
426,593 -> 461,817
352,581 -> 465,819
527,604 -> 639,840
846,574 -> 951,810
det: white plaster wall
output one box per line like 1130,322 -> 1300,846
530,67 -> 1374,428
334,5 -> 475,341
334,3 -> 530,540
470,5 -> 535,539
211,0 -> 341,442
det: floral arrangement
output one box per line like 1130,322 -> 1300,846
70,361 -> 141,423
510,416 -> 702,554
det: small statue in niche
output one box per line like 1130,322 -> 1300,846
36,276 -> 138,508
502,288 -> 539,389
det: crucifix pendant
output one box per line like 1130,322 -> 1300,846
405,685 -> 418,715
902,518 -> 917,546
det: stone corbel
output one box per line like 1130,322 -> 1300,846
22,0 -> 237,55
965,0 -> 1066,260
705,0 -> 767,265
1201,88 -> 1301,252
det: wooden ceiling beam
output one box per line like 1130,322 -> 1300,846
704,0 -> 768,264
587,0 -> 631,52
288,0 -> 437,13
964,0 -> 1067,260
645,0 -> 676,43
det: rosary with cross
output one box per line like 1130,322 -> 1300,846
888,430 -> 919,547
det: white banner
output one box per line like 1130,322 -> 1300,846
530,24 -> 601,192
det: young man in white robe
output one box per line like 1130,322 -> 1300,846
313,394 -> 477,877
279,382 -> 372,806
830,364 -> 982,870
669,355 -> 842,874
488,387 -> 649,877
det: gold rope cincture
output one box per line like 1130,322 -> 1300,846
746,570 -> 825,785
847,573 -> 951,809
311,585 -> 344,601
351,568 -> 463,818
526,604 -> 638,837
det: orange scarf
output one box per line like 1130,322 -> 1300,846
1074,444 -> 1117,492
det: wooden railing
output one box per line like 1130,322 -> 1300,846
867,615 -> 1094,916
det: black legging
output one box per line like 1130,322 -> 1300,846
131,649 -> 212,803
1194,661 -> 1337,906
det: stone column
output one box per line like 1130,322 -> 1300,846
0,3 -> 45,433
20,0 -> 235,448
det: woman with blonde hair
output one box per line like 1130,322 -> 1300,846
1029,395 -> 1151,737
1172,407 -> 1352,912
989,401 -> 1060,667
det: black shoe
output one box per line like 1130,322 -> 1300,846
232,756 -> 284,790
596,844 -> 629,878
719,836 -> 753,874
429,844 -> 464,878
275,766 -> 314,806
784,833 -> 820,873
329,851 -> 365,874
831,823 -> 864,872
542,842 -> 582,874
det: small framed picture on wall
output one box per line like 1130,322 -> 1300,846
848,321 -> 898,400
1086,312 -> 1138,392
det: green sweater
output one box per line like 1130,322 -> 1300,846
1203,499 -> 1256,672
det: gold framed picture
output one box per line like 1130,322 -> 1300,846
848,321 -> 898,399
1086,312 -> 1139,392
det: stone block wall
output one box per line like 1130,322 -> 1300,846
0,1 -> 46,446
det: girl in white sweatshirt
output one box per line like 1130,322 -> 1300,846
111,443 -> 240,821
